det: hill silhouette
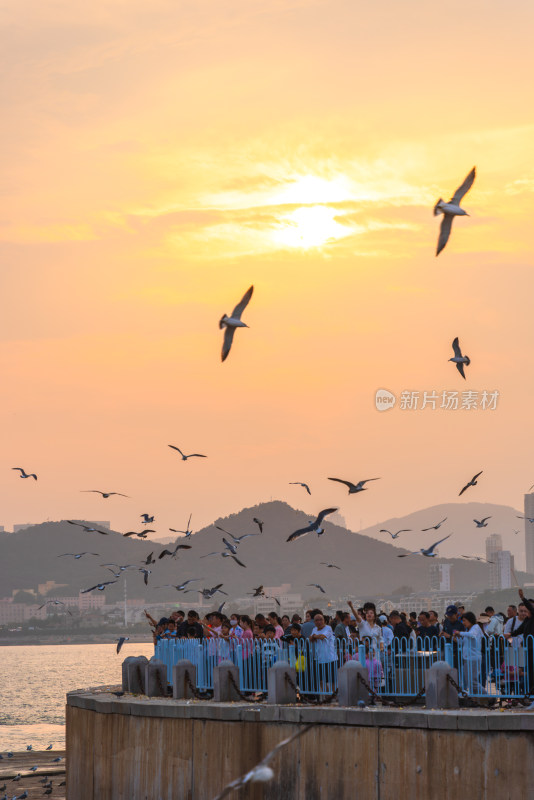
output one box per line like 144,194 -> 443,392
0,500 -> 526,604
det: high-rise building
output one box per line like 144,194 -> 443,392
525,494 -> 534,575
486,534 -> 503,589
429,563 -> 452,592
495,550 -> 514,590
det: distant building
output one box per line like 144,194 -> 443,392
13,523 -> 33,532
254,584 -> 303,616
486,534 -> 503,589
429,563 -> 452,592
395,591 -> 477,616
0,526 -> 4,532
525,494 -> 534,575
38,580 -> 69,596
495,550 -> 514,590
0,600 -> 47,624
329,511 -> 347,528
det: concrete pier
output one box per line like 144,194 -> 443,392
66,688 -> 534,800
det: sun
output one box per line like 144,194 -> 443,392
273,205 -> 351,249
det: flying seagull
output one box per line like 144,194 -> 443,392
168,445 -> 207,461
221,536 -> 238,555
397,534 -> 451,558
142,552 -> 156,565
517,515 -> 534,524
12,467 -> 37,480
249,585 -> 265,597
449,337 -> 470,380
81,490 -> 129,498
37,600 -> 72,615
222,552 -> 247,567
459,471 -> 483,496
158,543 -> 192,559
212,725 -> 314,800
473,517 -> 491,528
328,477 -> 380,495
116,637 -> 129,654
287,508 -> 338,542
156,579 -> 203,591
123,529 -> 156,537
225,531 -> 261,544
380,528 -> 411,539
320,562 -> 341,569
461,555 -> 494,563
289,481 -> 311,495
253,517 -> 264,533
185,584 -> 228,599
139,569 -> 151,585
434,167 -> 476,256
220,285 -> 254,362
58,552 -> 100,559
81,580 -> 118,593
66,520 -> 109,534
307,583 -> 326,594
140,513 -> 155,524
421,518 -> 447,531
169,513 -> 193,536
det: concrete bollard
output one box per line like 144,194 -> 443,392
213,660 -> 241,702
126,655 -> 149,694
267,662 -> 297,705
173,659 -> 197,700
425,661 -> 460,709
121,656 -> 139,691
337,661 -> 370,706
145,657 -> 168,697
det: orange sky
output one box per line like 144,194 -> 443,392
2,0 -> 534,565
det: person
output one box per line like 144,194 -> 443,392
364,639 -> 384,692
441,605 -> 464,641
255,614 -> 267,631
416,611 -> 439,646
509,589 -> 534,694
239,616 -> 254,653
379,614 -> 393,648
504,603 -> 527,648
389,611 -> 413,642
310,613 -> 337,692
428,610 -> 442,634
281,615 -> 291,631
484,606 -> 504,636
453,611 -> 487,695
267,612 -> 284,639
349,601 -> 382,654
301,608 -> 322,638
229,613 -> 243,639
334,612 -> 354,641
165,619 -> 177,638
177,610 -> 203,639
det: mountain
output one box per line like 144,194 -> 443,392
0,500 -> 527,605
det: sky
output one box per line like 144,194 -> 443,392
1,0 -> 534,563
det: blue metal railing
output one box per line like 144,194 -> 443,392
154,634 -> 533,700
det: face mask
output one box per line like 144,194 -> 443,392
230,619 -> 237,626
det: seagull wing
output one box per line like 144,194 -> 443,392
188,453 -> 207,458
221,325 -> 236,362
459,482 -> 470,496
450,167 -> 476,205
158,550 -> 172,559
216,525 -> 232,535
253,518 -> 264,533
231,285 -> 254,320
315,507 -> 338,525
328,477 -> 356,491
455,361 -> 467,379
168,445 -> 185,457
287,524 -> 314,542
471,470 -> 483,482
436,214 -> 453,256
231,555 -> 247,568
481,517 -> 491,524
451,337 -> 462,358
426,533 -> 451,554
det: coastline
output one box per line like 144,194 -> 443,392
0,635 -> 151,647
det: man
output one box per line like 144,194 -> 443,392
389,611 -> 412,641
334,612 -> 356,641
441,606 -> 464,641
484,606 -> 504,637
510,589 -> 534,694
310,613 -> 337,691
301,608 -> 322,638
177,609 -> 203,639
428,610 -> 442,634
504,603 -> 527,649
417,611 -> 440,643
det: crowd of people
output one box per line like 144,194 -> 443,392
145,587 -> 534,698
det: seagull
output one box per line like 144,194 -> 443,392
320,562 -> 341,569
196,584 -> 228,599
221,552 -> 247,567
81,580 -> 117,593
248,585 -> 265,597
123,529 -> 155,537
217,602 -> 226,614
253,517 -> 264,533
529,484 -> 534,492
81,490 -> 129,498
212,725 -> 314,800
307,583 -> 326,594
156,579 -> 203,591
449,337 -> 470,380
58,552 -> 100,559
421,518 -> 447,531
517,515 -> 534,524
37,600 -> 72,615
158,543 -> 192,559
116,637 -> 129,654
26,745 -> 32,751
220,285 -> 254,362
461,555 -> 494,563
168,445 -> 207,461
473,517 -> 491,528
139,569 -> 151,585
513,529 -> 520,535
397,534 -> 451,558
12,467 -> 37,480
380,528 -> 411,539
459,471 -> 483,496
227,532 -> 261,543
287,508 -> 338,542
45,745 -> 53,751
169,513 -> 193,537
100,563 -> 137,572
142,552 -> 156,565
328,477 -> 380,495
140,513 -> 154,524
434,167 -> 476,256
66,521 -> 109,534
221,536 -> 238,555
289,481 -> 311,495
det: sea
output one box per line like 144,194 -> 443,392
0,643 -> 154,751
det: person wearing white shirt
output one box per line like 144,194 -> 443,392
453,611 -> 487,695
310,613 -> 337,691
348,602 -> 383,655
504,604 -> 527,649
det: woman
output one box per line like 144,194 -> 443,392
348,601 -> 383,655
453,611 -> 487,695
281,615 -> 291,632
267,612 -> 284,639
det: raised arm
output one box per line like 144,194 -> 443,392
347,601 -> 362,623
519,588 -> 534,616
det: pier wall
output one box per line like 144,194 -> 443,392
66,690 -> 534,800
